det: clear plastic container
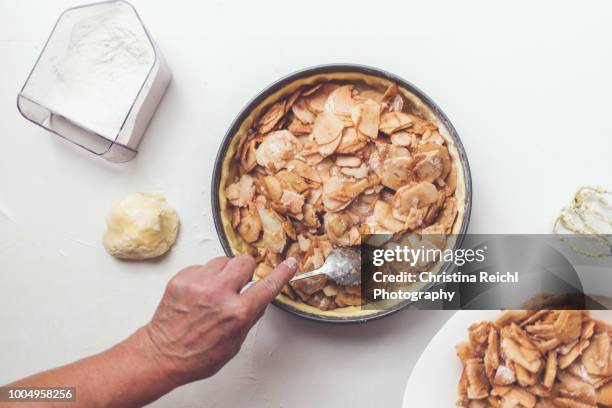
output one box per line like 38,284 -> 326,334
17,0 -> 171,162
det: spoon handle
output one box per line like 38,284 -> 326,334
239,280 -> 257,294
289,267 -> 328,283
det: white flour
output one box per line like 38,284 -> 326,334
41,3 -> 154,139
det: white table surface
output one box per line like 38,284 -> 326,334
1,0 -> 611,406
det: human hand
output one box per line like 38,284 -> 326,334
140,254 -> 297,387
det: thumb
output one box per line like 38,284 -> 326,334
242,257 -> 298,311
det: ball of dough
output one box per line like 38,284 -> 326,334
103,192 -> 179,260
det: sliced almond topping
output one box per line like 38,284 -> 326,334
335,287 -> 362,306
336,155 -> 362,168
501,337 -> 542,374
225,174 -> 256,207
559,340 -> 590,369
275,170 -> 310,193
543,351 -> 558,389
374,200 -> 406,233
282,217 -> 297,240
255,130 -> 299,173
240,139 -> 258,172
457,368 -> 470,407
257,101 -> 286,134
284,90 -> 301,113
457,341 -> 477,364
302,204 -> 320,228
388,94 -> 404,112
503,388 -> 536,408
336,127 -> 367,154
305,83 -> 339,113
555,311 -> 584,344
470,322 -> 495,354
291,97 -> 317,124
382,84 -> 398,101
359,89 -> 384,102
496,311 -> 536,328
527,383 -> 551,398
389,144 -> 411,158
390,130 -> 412,147
287,115 -> 314,135
379,111 -> 413,134
255,198 -> 287,253
263,175 -> 283,201
582,332 -> 610,376
492,385 -> 513,397
324,85 -> 357,117
287,159 -> 322,183
581,320 -> 597,341
351,99 -> 381,139
515,363 -> 537,387
403,207 -> 428,230
291,274 -> 328,300
537,338 -> 562,353
494,365 -> 517,386
413,150 -> 444,182
322,176 -> 368,212
509,323 -> 539,351
280,190 -> 305,215
225,80 -> 461,312
436,196 -> 458,234
466,359 -> 490,400
341,163 -> 368,179
558,371 -> 596,404
552,397 -> 596,408
407,113 -> 438,135
231,206 -> 241,229
381,157 -> 415,190
393,182 -> 438,213
417,143 -> 452,179
297,234 -> 311,252
322,282 -> 339,297
318,135 -> 343,157
312,111 -> 345,145
520,310 -> 552,327
237,203 -> 262,243
324,212 -> 359,246
597,381 -> 612,406
485,328 -> 501,381
526,323 -> 556,337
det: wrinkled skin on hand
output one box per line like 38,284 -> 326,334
144,254 -> 296,386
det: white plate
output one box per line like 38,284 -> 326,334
402,310 -> 612,407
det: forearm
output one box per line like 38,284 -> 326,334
1,327 -> 176,408
1,255 -> 296,408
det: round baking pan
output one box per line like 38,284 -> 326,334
212,64 -> 472,324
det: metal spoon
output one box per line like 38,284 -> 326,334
289,247 -> 361,286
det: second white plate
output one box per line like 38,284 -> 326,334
402,310 -> 612,407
